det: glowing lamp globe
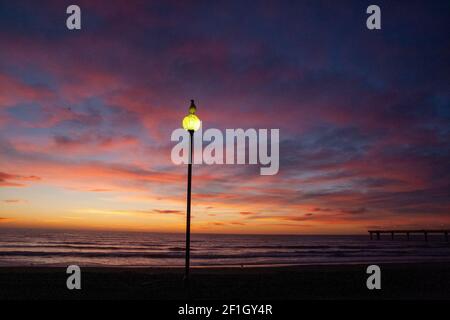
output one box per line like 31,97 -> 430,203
182,100 -> 201,131
182,114 -> 201,131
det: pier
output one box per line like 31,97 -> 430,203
368,230 -> 449,242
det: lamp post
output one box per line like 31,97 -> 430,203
182,100 -> 201,287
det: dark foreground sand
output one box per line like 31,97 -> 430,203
0,263 -> 449,300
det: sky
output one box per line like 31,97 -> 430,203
0,0 -> 449,234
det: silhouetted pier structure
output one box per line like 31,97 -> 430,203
368,230 -> 449,242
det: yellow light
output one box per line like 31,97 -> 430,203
182,114 -> 201,131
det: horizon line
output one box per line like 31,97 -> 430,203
0,225 -> 372,237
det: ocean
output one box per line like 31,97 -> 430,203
0,229 -> 449,267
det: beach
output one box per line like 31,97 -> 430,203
1,230 -> 449,300
0,263 -> 449,300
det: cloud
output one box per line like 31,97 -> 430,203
239,211 -> 257,215
151,209 -> 183,215
52,133 -> 138,152
0,172 -> 41,187
340,208 -> 367,215
0,1 -> 449,232
0,74 -> 53,107
2,199 -> 25,203
88,188 -> 113,192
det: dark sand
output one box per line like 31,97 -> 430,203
0,263 -> 449,300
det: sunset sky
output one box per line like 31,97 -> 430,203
0,0 -> 449,234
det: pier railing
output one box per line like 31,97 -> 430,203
368,230 -> 449,242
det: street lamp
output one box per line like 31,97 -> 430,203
182,99 -> 201,287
